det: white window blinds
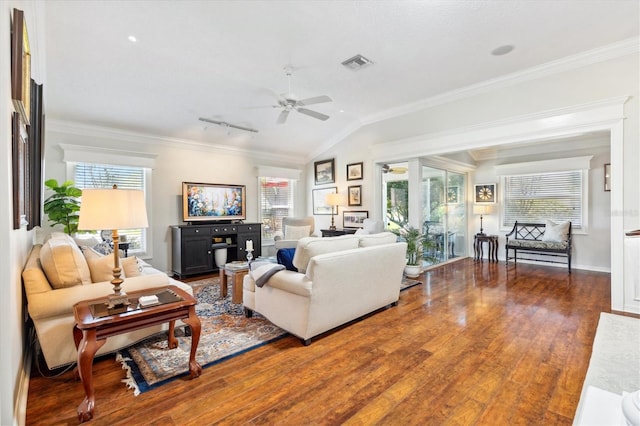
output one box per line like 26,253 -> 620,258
259,177 -> 295,240
74,163 -> 147,252
502,171 -> 583,228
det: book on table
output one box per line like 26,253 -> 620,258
225,261 -> 248,270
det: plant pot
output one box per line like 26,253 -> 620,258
404,264 -> 422,278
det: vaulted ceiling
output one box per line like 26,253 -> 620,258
41,1 -> 639,162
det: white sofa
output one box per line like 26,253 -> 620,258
22,233 -> 192,370
243,232 -> 407,345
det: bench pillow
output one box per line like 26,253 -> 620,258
542,220 -> 570,243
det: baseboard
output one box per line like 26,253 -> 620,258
14,349 -> 32,426
502,257 -> 611,273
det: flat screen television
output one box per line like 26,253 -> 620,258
182,182 -> 246,223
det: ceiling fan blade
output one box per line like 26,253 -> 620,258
277,110 -> 290,124
199,117 -> 223,125
298,95 -> 332,106
297,108 -> 329,121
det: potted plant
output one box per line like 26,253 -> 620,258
393,225 -> 425,278
43,179 -> 82,235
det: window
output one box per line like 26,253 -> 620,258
74,162 -> 149,254
258,177 -> 295,240
502,170 -> 584,229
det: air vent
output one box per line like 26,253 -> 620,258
341,54 -> 373,71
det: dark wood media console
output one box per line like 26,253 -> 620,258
171,222 -> 261,278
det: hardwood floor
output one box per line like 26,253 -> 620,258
26,259 -> 621,425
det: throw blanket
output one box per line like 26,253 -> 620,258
250,261 -> 285,288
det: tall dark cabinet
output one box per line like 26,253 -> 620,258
171,222 -> 261,278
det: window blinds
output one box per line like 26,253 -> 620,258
259,177 -> 294,239
503,171 -> 583,228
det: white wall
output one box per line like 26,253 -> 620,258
44,128 -> 306,273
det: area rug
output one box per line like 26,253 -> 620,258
117,278 -> 286,395
118,275 -> 421,395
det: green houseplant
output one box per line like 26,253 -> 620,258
43,179 -> 82,235
393,225 -> 425,278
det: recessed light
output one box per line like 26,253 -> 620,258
128,35 -> 137,43
491,45 -> 514,56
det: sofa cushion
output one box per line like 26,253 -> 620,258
358,231 -> 397,247
292,235 -> 359,273
40,237 -> 92,289
542,220 -> 570,243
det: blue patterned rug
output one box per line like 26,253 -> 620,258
118,275 -> 421,395
117,278 -> 286,395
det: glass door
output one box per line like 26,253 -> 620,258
422,166 -> 467,267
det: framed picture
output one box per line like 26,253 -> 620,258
346,162 -> 363,181
474,183 -> 496,204
11,8 -> 31,125
314,158 -> 335,185
312,186 -> 337,215
12,113 -> 26,229
447,186 -> 460,204
604,163 -> 611,192
348,185 -> 362,206
343,211 -> 369,228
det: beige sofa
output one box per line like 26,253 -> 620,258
22,233 -> 192,370
243,232 -> 407,345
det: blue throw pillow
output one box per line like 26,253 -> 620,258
277,248 -> 298,272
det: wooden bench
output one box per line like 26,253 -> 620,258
505,221 -> 572,273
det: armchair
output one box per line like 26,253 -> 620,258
274,216 -> 316,249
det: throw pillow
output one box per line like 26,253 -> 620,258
292,235 -> 359,273
358,231 -> 398,248
542,220 -> 570,242
285,225 -> 310,241
93,241 -> 114,256
122,256 -> 142,277
87,256 -> 127,283
276,248 -> 298,272
40,237 -> 92,289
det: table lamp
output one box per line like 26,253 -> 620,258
325,193 -> 341,231
473,204 -> 493,236
78,185 -> 148,309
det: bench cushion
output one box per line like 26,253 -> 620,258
507,239 -> 568,250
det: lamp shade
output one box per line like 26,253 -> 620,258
473,204 -> 493,216
78,188 -> 149,231
325,193 -> 341,206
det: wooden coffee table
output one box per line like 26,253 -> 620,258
72,285 -> 201,423
219,265 -> 249,304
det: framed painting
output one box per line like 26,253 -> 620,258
314,158 -> 335,185
11,8 -> 31,125
346,162 -> 363,181
348,185 -> 362,206
474,183 -> 496,204
312,186 -> 337,215
12,113 -> 26,229
343,211 -> 369,228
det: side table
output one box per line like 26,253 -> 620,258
474,234 -> 499,262
220,264 -> 249,304
73,285 -> 201,423
320,228 -> 357,237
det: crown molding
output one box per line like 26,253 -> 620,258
361,38 -> 639,128
46,119 -> 306,165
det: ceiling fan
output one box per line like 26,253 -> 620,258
382,164 -> 408,174
272,67 -> 332,124
198,117 -> 258,133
